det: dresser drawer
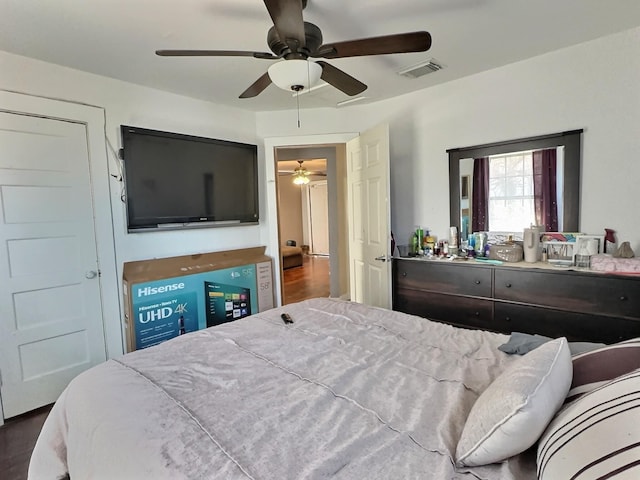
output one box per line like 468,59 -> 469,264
394,288 -> 493,330
494,302 -> 640,343
494,269 -> 640,318
394,260 -> 492,297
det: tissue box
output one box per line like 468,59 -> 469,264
590,254 -> 640,273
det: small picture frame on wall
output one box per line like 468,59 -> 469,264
461,175 -> 470,199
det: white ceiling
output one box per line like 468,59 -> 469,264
2,0 -> 640,112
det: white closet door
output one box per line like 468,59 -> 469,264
0,111 -> 107,418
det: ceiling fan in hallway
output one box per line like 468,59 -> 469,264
156,0 -> 432,98
279,160 -> 327,185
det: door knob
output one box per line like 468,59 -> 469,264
374,255 -> 391,262
85,270 -> 98,279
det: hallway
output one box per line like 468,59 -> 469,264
282,255 -> 330,305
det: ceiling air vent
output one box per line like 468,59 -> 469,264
397,59 -> 443,78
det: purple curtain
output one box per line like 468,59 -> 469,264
533,148 -> 558,231
472,157 -> 489,232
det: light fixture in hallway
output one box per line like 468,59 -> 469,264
292,160 -> 310,185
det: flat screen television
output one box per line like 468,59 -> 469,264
120,126 -> 259,232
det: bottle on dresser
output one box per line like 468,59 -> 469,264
411,231 -> 419,256
415,226 -> 424,256
474,232 -> 488,257
449,226 -> 459,255
425,230 -> 436,254
467,234 -> 476,257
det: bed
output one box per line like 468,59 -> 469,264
28,298 -> 640,479
281,245 -> 304,269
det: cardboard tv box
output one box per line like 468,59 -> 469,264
122,246 -> 274,352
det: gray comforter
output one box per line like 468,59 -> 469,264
29,298 -> 537,479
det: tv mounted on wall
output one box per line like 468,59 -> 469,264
120,126 -> 259,232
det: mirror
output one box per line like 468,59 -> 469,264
448,130 -> 582,239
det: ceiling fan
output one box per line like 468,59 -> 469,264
156,0 -> 432,99
280,160 -> 327,184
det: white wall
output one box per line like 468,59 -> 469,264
0,51 -> 263,355
257,26 -> 640,253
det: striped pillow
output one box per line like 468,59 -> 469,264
567,338 -> 640,402
537,368 -> 640,479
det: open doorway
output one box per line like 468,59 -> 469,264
265,126 -> 391,309
276,157 -> 331,305
264,133 -> 356,307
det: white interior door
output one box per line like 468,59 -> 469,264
0,111 -> 107,418
346,124 -> 391,308
308,181 -> 329,255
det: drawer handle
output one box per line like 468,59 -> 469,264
505,316 -> 511,322
474,280 -> 481,285
402,272 -> 407,277
619,295 -> 627,301
474,311 -> 480,317
505,283 -> 512,288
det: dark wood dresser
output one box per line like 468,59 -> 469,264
392,258 -> 640,343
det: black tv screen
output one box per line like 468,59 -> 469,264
121,126 -> 259,231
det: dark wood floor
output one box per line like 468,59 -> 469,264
0,257 -> 329,477
283,254 -> 330,305
0,404 -> 52,480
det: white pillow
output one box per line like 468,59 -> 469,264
456,337 -> 572,466
537,368 -> 640,479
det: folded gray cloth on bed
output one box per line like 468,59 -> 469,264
499,332 -> 604,356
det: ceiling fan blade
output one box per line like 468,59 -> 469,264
317,61 -> 367,96
239,72 -> 272,98
313,31 -> 432,59
263,0 -> 306,51
156,50 -> 278,59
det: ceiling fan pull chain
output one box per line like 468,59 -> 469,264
296,89 -> 301,128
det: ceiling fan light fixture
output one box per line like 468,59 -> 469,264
292,173 -> 310,185
291,160 -> 311,185
291,81 -> 329,97
268,60 -> 322,92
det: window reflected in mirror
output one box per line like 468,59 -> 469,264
458,147 -> 565,239
449,130 -> 582,241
